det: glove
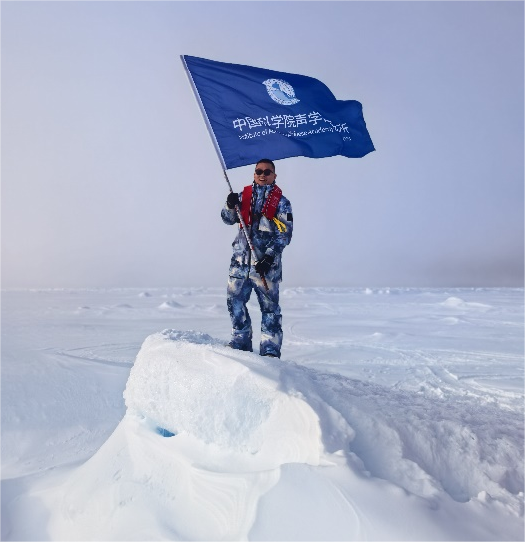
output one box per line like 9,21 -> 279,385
226,192 -> 240,209
255,254 -> 274,275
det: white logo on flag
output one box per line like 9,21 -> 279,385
262,79 -> 300,105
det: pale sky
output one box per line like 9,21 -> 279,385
2,1 -> 523,288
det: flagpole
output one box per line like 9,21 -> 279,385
180,55 -> 269,291
180,55 -> 228,171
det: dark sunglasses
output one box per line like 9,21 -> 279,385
254,168 -> 274,176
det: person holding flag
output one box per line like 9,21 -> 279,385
182,55 -> 374,358
221,159 -> 293,358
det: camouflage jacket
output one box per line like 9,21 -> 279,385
221,182 -> 293,282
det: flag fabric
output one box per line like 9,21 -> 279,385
182,55 -> 375,170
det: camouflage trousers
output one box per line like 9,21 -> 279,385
226,274 -> 282,358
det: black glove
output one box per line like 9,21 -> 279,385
226,192 -> 240,209
255,254 -> 274,275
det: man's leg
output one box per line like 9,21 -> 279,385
226,276 -> 253,351
253,276 -> 282,358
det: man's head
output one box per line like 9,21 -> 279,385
254,159 -> 277,186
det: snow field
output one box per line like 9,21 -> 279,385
1,287 -> 523,540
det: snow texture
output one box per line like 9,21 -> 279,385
1,287 -> 523,540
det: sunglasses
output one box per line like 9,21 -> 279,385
254,168 -> 274,176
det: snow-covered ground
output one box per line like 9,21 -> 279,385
1,287 -> 523,540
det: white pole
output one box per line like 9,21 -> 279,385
180,55 -> 269,290
180,55 -> 227,172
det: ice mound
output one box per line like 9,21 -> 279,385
157,300 -> 183,309
123,329 -> 322,467
441,296 -> 492,310
50,330 -> 328,540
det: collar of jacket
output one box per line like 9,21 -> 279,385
253,181 -> 275,194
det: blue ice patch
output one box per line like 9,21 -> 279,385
155,427 -> 176,438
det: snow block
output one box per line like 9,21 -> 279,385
123,329 -> 322,468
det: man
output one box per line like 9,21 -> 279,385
221,159 -> 293,358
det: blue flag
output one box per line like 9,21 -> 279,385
182,55 -> 375,169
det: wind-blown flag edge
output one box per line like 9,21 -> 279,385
182,55 -> 375,170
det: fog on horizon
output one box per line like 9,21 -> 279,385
2,1 -> 523,289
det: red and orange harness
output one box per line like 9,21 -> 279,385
240,184 -> 287,232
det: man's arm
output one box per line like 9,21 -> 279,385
221,192 -> 242,225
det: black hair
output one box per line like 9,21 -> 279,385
256,158 -> 275,172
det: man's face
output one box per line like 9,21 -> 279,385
253,163 -> 277,186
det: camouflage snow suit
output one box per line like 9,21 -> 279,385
221,181 -> 293,358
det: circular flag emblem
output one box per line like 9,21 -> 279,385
262,79 -> 300,105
